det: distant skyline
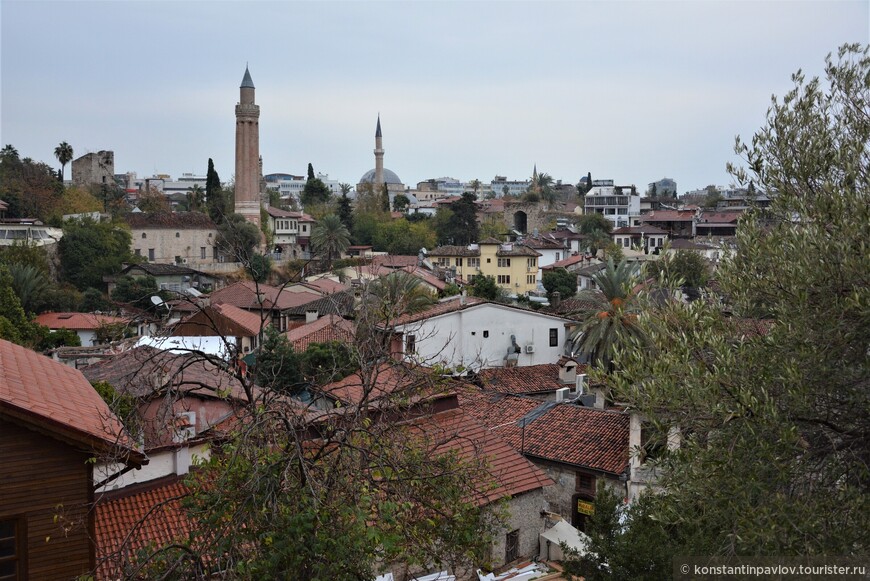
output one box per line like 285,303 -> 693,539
2,1 -> 868,193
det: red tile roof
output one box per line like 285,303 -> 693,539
81,346 -> 248,402
0,339 -> 143,462
428,245 -> 481,257
209,281 -> 319,311
125,211 -> 216,229
301,278 -> 349,294
94,476 -> 191,580
460,390 -> 630,475
541,254 -> 588,270
284,315 -> 355,352
403,406 -> 555,505
387,295 -> 487,327
612,225 -> 669,235
321,363 -> 446,406
36,312 -> 129,331
173,302 -> 265,337
478,364 -> 583,395
641,210 -> 696,222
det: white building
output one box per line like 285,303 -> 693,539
385,296 -> 572,371
491,175 -> 530,198
584,184 -> 641,228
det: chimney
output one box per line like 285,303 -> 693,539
576,373 -> 587,394
558,359 -> 577,385
174,445 -> 191,476
552,291 -> 561,309
305,309 -> 319,324
459,290 -> 466,306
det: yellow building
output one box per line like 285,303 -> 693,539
428,237 -> 541,295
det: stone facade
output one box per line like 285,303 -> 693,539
487,487 -> 549,568
126,212 -> 219,267
532,458 -> 626,529
71,150 -> 114,188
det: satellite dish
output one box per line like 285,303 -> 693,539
150,295 -> 165,307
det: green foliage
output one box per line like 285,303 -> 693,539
570,259 -> 644,371
91,380 -> 139,437
254,326 -> 304,395
216,213 -> 261,262
542,267 -> 577,300
0,240 -> 51,275
441,282 -> 461,297
563,486 -> 679,581
59,217 -> 132,291
468,275 -> 502,301
371,218 -> 436,256
7,263 -> 50,314
301,164 -> 332,207
336,191 -> 354,233
577,212 -> 613,236
110,275 -> 161,310
248,253 -> 273,283
645,250 -> 710,289
311,214 -> 350,268
381,183 -> 390,213
54,141 -> 73,181
608,45 -> 870,559
0,149 -> 64,221
79,288 -> 111,312
0,264 -> 43,346
205,158 -> 230,224
36,327 -> 81,351
300,341 -> 357,386
364,272 -> 436,321
436,192 -> 478,245
41,284 -> 83,313
392,193 -> 410,212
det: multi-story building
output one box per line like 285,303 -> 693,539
72,150 -> 115,188
428,237 -> 541,296
584,183 -> 641,228
491,175 -> 530,198
647,177 -> 677,196
265,206 -> 315,259
126,212 -> 220,265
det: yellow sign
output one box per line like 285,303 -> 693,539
577,500 -> 595,516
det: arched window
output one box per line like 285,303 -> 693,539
176,232 -> 180,238
141,233 -> 146,239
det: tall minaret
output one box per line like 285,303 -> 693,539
374,115 -> 385,191
235,66 -> 260,228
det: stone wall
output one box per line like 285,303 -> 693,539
131,227 -> 219,265
487,487 -> 549,568
71,150 -> 114,188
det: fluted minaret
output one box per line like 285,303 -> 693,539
374,115 -> 384,191
235,66 -> 260,228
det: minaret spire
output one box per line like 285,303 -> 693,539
374,114 -> 385,191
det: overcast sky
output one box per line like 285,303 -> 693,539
2,1 -> 867,193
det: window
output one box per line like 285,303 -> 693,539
497,258 -> 511,267
405,334 -> 416,354
302,225 -> 307,233
467,274 -> 475,283
549,328 -> 558,347
505,529 -> 519,564
175,232 -> 180,238
486,258 -> 491,263
456,257 -> 463,267
623,238 -> 630,248
527,274 -> 535,285
468,257 -> 480,268
576,472 -> 596,495
141,232 -> 146,239
135,248 -> 141,256
0,519 -> 24,580
527,258 -> 536,269
148,249 -> 155,261
200,247 -> 206,259
497,275 -> 510,285
483,330 -> 489,338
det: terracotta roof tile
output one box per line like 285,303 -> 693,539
478,364 -> 583,395
81,345 -> 247,402
301,278 -> 349,294
640,210 -> 696,222
428,245 -> 481,257
459,390 -> 630,475
284,315 -> 355,352
387,295 -> 487,327
94,477 -> 191,580
0,339 -> 141,459
404,407 -> 555,505
282,291 -> 355,317
209,281 -> 319,311
36,312 -> 129,331
125,212 -> 216,229
173,302 -> 266,337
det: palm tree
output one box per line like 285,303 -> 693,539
536,172 -> 556,208
54,141 -> 73,182
310,214 -> 350,269
1,144 -> 20,161
187,184 -> 205,212
364,272 -> 436,323
569,258 -> 646,371
8,264 -> 49,314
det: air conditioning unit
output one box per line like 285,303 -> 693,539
181,258 -> 189,264
174,411 -> 196,443
524,344 -> 536,354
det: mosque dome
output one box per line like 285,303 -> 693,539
359,168 -> 403,185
